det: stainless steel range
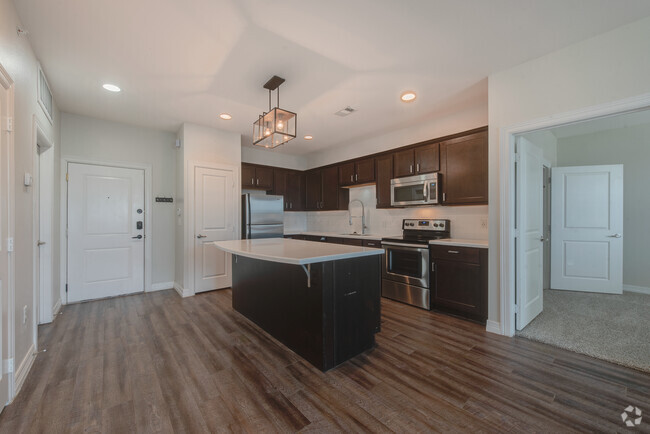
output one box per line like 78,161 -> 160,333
381,219 -> 450,310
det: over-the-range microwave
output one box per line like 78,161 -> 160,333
391,173 -> 440,207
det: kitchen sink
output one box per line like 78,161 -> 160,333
339,233 -> 375,237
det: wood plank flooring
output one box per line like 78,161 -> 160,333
0,289 -> 648,433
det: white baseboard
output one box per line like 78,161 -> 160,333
52,298 -> 62,317
623,284 -> 650,295
14,344 -> 36,398
486,320 -> 503,335
174,282 -> 193,298
149,281 -> 174,292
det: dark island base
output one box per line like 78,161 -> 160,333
232,255 -> 381,371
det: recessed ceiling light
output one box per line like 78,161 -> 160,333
400,91 -> 416,102
102,83 -> 121,92
219,113 -> 232,120
304,135 -> 313,140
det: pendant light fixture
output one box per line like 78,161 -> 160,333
253,75 -> 297,148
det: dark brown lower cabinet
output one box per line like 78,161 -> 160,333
430,245 -> 487,324
343,238 -> 364,246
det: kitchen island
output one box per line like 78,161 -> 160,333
214,238 -> 384,371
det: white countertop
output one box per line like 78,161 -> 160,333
214,238 -> 384,265
284,231 -> 385,241
428,238 -> 489,249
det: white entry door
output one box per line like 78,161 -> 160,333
515,138 -> 545,330
551,165 -> 623,294
68,163 -> 145,302
194,166 -> 235,293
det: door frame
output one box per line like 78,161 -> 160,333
59,157 -> 153,304
0,62 -> 16,405
499,92 -> 650,337
184,160 -> 239,296
32,116 -> 55,328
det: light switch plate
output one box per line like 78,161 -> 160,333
24,173 -> 33,186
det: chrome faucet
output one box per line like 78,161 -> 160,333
348,199 -> 367,234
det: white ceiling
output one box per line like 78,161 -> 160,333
14,0 -> 650,155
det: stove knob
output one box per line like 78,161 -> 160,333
433,223 -> 439,228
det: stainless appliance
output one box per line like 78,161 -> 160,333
382,219 -> 450,309
242,194 -> 284,239
391,173 -> 440,207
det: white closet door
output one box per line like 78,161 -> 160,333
551,165 -> 623,294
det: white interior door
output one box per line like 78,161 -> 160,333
68,163 -> 145,303
38,147 -> 53,323
0,71 -> 12,408
194,166 -> 234,293
515,138 -> 544,330
551,165 -> 623,294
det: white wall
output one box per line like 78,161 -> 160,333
522,130 -> 557,166
176,122 -> 241,292
488,16 -> 650,326
0,0 -> 61,382
241,144 -> 308,170
556,122 -> 650,290
60,113 -> 176,286
306,103 -> 487,169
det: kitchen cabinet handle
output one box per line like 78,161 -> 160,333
410,164 -> 413,173
442,192 -> 446,202
447,250 -> 460,254
251,178 -> 254,185
350,175 -> 353,182
355,173 -> 358,181
289,202 -> 293,209
431,262 -> 436,272
416,163 -> 420,172
256,178 -> 259,185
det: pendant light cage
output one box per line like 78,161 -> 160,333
253,76 -> 297,148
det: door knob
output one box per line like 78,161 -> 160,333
607,234 -> 622,238
539,236 -> 545,242
197,234 -> 207,239
132,235 -> 143,239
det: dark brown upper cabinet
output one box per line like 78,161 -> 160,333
305,166 -> 348,210
440,130 -> 488,205
339,158 -> 375,186
375,154 -> 393,208
393,142 -> 439,178
242,163 -> 274,190
273,168 -> 304,211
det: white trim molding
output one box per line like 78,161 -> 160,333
174,282 -> 192,298
14,344 -> 36,398
485,320 -> 502,335
623,285 -> 650,295
150,281 -> 174,292
499,91 -> 650,337
52,298 -> 62,317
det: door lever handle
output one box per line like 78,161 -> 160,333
606,234 -> 622,238
132,235 -> 143,239
196,234 -> 207,239
37,240 -> 46,246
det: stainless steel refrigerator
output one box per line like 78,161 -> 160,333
242,194 -> 284,239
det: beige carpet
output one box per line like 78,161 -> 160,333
517,289 -> 650,373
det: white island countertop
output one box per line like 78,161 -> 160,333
214,238 -> 384,265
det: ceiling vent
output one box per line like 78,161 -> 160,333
334,106 -> 356,117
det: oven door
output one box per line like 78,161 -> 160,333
382,242 -> 430,288
391,174 -> 439,206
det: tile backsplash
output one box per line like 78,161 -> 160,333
284,185 -> 488,239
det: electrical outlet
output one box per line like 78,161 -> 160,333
23,305 -> 27,325
480,217 -> 488,230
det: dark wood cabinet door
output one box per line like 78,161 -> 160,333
414,142 -> 440,174
355,158 -> 375,183
375,154 -> 393,208
433,259 -> 482,317
321,166 -> 340,210
339,162 -> 355,186
393,149 -> 414,178
440,131 -> 488,204
273,168 -> 288,196
287,171 -> 305,211
305,170 -> 322,210
242,163 -> 256,188
342,238 -> 363,246
255,166 -> 274,190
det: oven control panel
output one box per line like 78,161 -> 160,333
402,219 -> 450,231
